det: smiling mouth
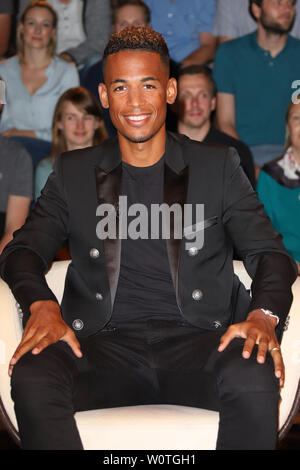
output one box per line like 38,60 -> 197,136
124,114 -> 151,124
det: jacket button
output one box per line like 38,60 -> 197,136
95,292 -> 103,300
90,248 -> 100,258
213,321 -> 222,329
188,246 -> 199,257
192,289 -> 203,301
72,319 -> 84,330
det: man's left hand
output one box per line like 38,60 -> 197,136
218,309 -> 284,387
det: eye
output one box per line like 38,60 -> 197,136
143,83 -> 155,90
113,85 -> 126,92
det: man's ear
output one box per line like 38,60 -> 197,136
211,97 -> 216,112
98,83 -> 109,109
251,2 -> 261,21
166,77 -> 177,105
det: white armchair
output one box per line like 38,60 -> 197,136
0,260 -> 299,450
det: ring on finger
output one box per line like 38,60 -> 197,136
270,347 -> 281,353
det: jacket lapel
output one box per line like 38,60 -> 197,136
95,138 -> 122,307
164,133 -> 189,293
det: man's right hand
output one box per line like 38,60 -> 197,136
8,300 -> 82,376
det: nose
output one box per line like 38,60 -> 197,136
190,96 -> 200,109
34,23 -> 42,33
75,118 -> 85,130
127,86 -> 145,108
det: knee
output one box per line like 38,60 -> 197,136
11,344 -> 73,405
215,338 -> 279,394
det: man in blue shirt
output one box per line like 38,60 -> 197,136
144,0 -> 217,66
213,0 -> 300,168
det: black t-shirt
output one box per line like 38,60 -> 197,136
111,155 -> 182,323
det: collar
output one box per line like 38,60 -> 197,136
96,131 -> 187,175
250,30 -> 291,60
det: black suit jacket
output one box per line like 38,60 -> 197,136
0,132 -> 297,340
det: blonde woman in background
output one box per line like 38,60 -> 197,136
0,1 -> 79,166
35,86 -> 107,199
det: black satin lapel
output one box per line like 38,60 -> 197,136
95,163 -> 122,307
164,163 -> 189,291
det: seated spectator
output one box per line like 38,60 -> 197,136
0,0 -> 12,58
35,86 -> 107,199
144,0 -> 217,67
257,99 -> 300,276
19,0 -> 111,72
176,65 -> 256,187
82,0 -> 151,137
213,0 -> 300,44
0,133 -> 33,254
213,0 -> 300,168
0,1 -> 79,167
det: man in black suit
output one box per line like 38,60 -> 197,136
0,27 -> 297,450
176,64 -> 256,188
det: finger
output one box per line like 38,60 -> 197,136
8,331 -> 45,373
31,335 -> 54,355
270,348 -> 285,387
242,334 -> 257,359
218,326 -> 239,352
256,337 -> 269,364
62,330 -> 82,358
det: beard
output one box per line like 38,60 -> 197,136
260,10 -> 294,35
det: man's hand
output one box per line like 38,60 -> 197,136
218,309 -> 284,386
8,300 -> 82,376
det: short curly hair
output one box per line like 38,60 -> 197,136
103,26 -> 170,70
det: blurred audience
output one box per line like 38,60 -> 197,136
176,65 -> 255,187
0,0 -> 13,58
213,0 -> 300,169
257,100 -> 300,275
0,133 -> 33,254
144,0 -> 217,67
82,0 -> 151,137
18,0 -> 111,73
0,1 -> 79,167
35,86 -> 107,199
0,76 -> 33,255
213,0 -> 300,44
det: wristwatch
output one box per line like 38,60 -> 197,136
260,308 -> 279,325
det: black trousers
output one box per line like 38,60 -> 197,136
11,319 -> 280,450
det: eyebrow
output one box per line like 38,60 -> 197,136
110,77 -> 159,85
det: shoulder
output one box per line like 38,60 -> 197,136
172,131 -> 236,171
58,137 -> 118,171
216,32 -> 253,54
51,56 -> 78,75
36,157 -> 53,172
259,157 -> 285,186
0,55 -> 19,74
287,34 -> 300,49
0,136 -> 31,163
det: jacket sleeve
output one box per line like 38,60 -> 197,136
0,155 -> 69,315
222,147 -> 297,323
